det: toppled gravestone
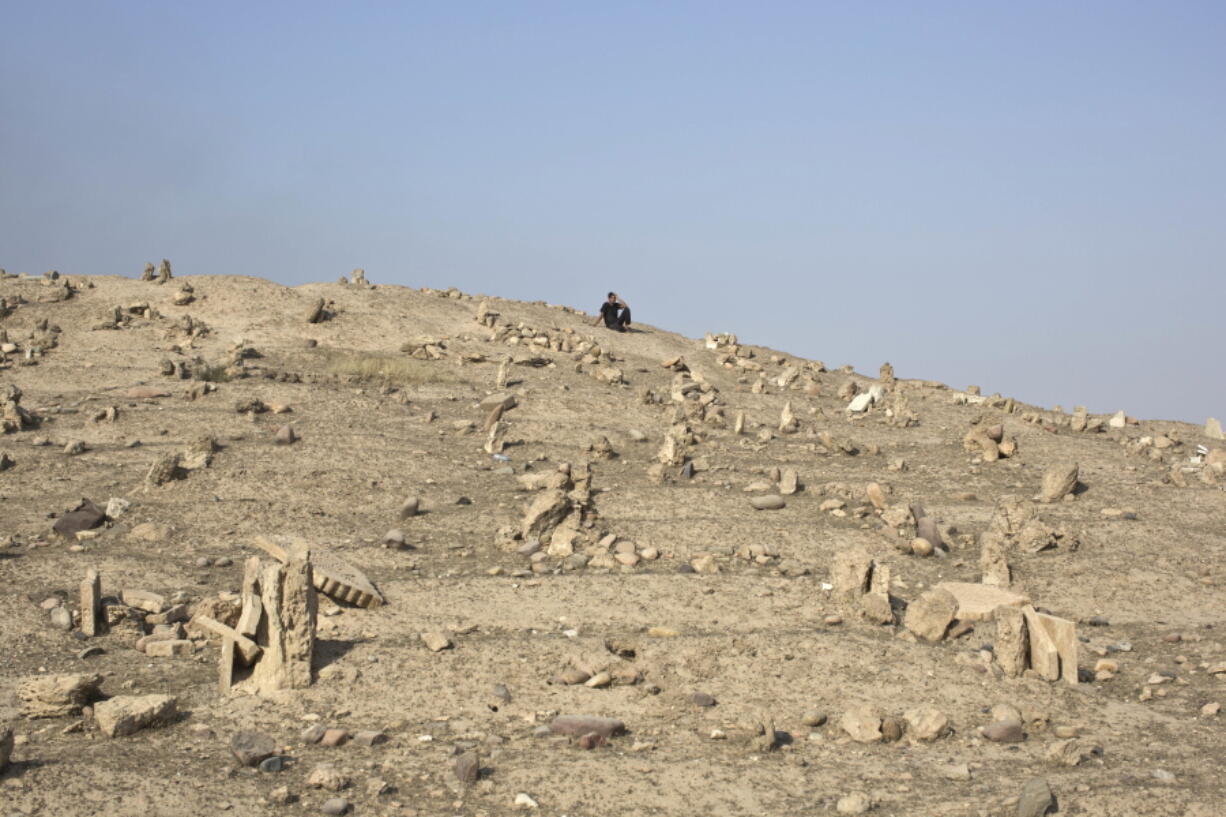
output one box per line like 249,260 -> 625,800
94,694 -> 178,737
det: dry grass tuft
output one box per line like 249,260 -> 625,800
322,351 -> 452,387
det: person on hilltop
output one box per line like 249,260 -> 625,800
593,292 -> 631,332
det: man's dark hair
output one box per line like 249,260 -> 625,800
607,292 -> 616,299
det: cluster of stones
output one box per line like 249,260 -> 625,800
400,335 -> 448,359
513,461 -> 598,558
2,384 -> 34,434
475,298 -> 625,385
962,416 -> 1019,462
15,672 -> 177,739
93,300 -> 163,330
140,259 -> 173,284
0,315 -> 60,367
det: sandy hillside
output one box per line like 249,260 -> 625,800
0,270 -> 1223,817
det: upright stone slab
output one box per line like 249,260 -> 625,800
916,517 -> 945,550
80,568 -> 104,636
994,605 -> 1029,677
861,562 -> 895,624
246,549 -> 317,694
1035,612 -> 1079,685
1022,606 -> 1060,681
979,533 -> 1011,587
218,637 -> 236,695
832,549 -> 873,604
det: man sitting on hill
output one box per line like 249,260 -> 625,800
593,292 -> 631,332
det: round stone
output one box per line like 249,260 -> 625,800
321,798 -> 350,816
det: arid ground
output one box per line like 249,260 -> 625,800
1,271 -> 1222,817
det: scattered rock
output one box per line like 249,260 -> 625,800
981,719 -> 1025,743
455,750 -> 481,784
352,730 -> 386,747
749,494 -> 785,510
841,704 -> 882,743
421,631 -> 453,652
801,710 -> 827,727
904,706 -> 950,741
549,715 -> 625,739
307,763 -> 350,791
230,731 -> 276,766
1016,778 -> 1055,817
690,692 -> 717,707
836,792 -> 872,814
52,499 -> 106,539
1039,462 -> 1079,503
320,798 -> 350,815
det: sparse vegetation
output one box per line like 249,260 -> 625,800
322,351 -> 452,387
196,364 -> 232,383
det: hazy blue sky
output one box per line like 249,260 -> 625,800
3,2 -> 1223,422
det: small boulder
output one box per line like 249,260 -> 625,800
840,704 -> 883,743
1016,778 -> 1055,817
981,719 -> 1025,743
1039,462 -> 1078,503
904,706 -> 950,741
749,494 -> 786,510
230,731 -> 277,767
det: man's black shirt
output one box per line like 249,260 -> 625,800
600,301 -> 621,326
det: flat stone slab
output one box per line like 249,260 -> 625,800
255,535 -> 384,608
934,582 -> 1030,622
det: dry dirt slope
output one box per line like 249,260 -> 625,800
0,271 -> 1223,817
